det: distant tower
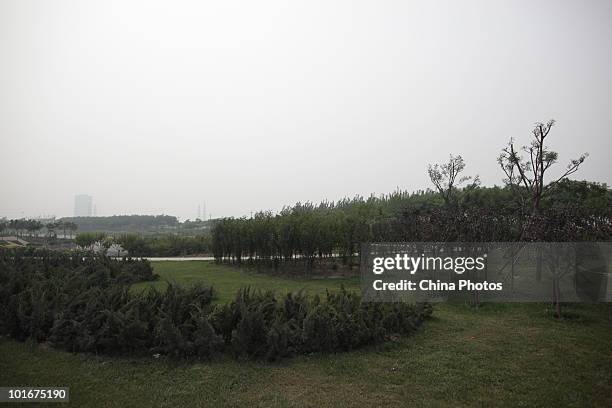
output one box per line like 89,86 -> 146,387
74,194 -> 93,217
93,205 -> 97,217
202,202 -> 206,222
197,204 -> 201,220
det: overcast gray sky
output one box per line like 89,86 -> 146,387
1,0 -> 611,220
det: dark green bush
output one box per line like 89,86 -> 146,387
0,249 -> 432,361
301,302 -> 338,352
116,259 -> 158,284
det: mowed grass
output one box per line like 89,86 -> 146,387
1,262 -> 612,407
132,260 -> 361,303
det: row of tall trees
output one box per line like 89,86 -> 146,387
211,120 -> 611,271
0,219 -> 77,239
73,232 -> 211,256
211,183 -> 610,267
116,234 -> 210,256
60,215 -> 179,233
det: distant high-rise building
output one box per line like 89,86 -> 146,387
74,194 -> 93,217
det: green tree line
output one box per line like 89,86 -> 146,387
72,233 -> 211,256
116,234 -> 211,256
0,219 -> 77,239
211,121 -> 611,271
211,181 -> 611,270
59,215 -> 179,233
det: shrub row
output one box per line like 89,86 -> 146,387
0,250 -> 432,361
211,287 -> 432,360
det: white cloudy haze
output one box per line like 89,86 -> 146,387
1,0 -> 611,220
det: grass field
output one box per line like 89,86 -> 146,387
1,261 -> 612,407
132,260 -> 361,303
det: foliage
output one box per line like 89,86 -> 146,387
427,154 -> 479,206
212,286 -> 432,361
59,215 -> 179,233
0,250 -> 431,361
75,232 -> 108,250
498,119 -> 588,213
116,234 -> 210,257
0,219 -> 78,239
211,183 -> 611,270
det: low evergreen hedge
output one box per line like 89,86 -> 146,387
0,249 -> 432,361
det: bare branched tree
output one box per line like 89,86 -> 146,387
498,119 -> 588,214
427,154 -> 479,205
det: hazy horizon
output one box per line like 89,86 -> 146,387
2,0 -> 611,220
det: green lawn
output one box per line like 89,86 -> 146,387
132,260 -> 361,303
1,261 -> 611,407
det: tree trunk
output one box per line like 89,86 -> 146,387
536,246 -> 543,282
552,276 -> 561,318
